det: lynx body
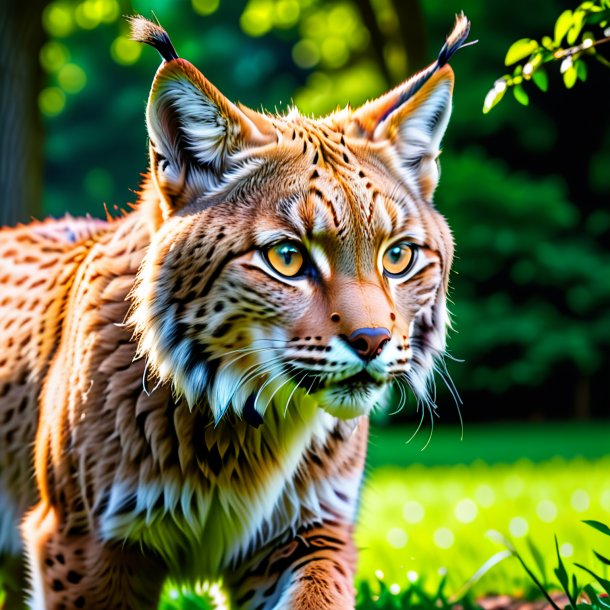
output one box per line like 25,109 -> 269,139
0,15 -> 469,609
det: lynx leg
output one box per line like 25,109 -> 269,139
231,521 -> 357,610
21,503 -> 167,610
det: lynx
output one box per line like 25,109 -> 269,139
0,14 -> 469,609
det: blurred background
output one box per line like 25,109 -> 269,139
1,0 -> 609,602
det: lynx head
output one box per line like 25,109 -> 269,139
129,15 -> 470,422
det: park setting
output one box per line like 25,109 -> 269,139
1,0 -> 609,608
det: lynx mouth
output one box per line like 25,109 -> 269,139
338,370 -> 383,389
295,369 -> 384,395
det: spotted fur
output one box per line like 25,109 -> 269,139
0,14 -> 469,609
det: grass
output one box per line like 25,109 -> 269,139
357,420 -> 610,599
356,454 -> 610,598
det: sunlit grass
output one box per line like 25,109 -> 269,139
356,456 -> 610,597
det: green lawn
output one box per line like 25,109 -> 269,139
356,421 -> 610,598
357,455 -> 610,597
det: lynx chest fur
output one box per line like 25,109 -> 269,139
0,15 -> 469,610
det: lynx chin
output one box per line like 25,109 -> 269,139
0,13 -> 470,610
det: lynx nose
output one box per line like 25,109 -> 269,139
345,327 -> 391,361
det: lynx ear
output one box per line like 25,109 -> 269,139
130,17 -> 275,213
348,14 -> 471,201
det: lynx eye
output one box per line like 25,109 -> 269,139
265,241 -> 306,278
382,242 -> 415,278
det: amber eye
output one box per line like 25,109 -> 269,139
265,242 -> 306,278
382,242 -> 415,277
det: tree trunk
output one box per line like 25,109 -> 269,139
0,3 -> 45,227
392,0 -> 427,75
353,0 -> 427,86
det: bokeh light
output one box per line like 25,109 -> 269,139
240,0 -> 274,37
402,500 -> 425,524
192,0 -> 221,16
43,2 -> 75,37
39,87 -> 66,116
433,528 -> 456,549
110,36 -> 142,65
292,39 -> 319,69
58,63 -> 87,93
571,489 -> 590,512
386,527 -> 408,549
535,499 -> 557,523
454,498 -> 478,523
39,41 -> 71,73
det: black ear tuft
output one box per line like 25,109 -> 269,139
374,13 -> 472,124
437,13 -> 472,67
128,15 -> 179,62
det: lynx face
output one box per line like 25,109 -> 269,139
130,19 -> 461,423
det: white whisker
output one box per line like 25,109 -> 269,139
253,365 -> 290,412
263,365 -> 297,413
222,354 -> 287,409
283,371 -> 309,417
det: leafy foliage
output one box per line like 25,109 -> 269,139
484,0 -> 610,112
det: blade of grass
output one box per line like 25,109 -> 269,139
527,537 -> 548,584
555,535 -> 579,608
515,546 -> 563,610
594,551 -> 610,567
575,563 -> 610,597
583,521 -> 610,537
448,550 -> 512,603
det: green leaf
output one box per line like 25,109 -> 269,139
572,572 -> 581,604
555,10 -> 574,44
483,83 -> 507,114
563,65 -> 578,88
542,36 -> 555,50
567,11 -> 586,44
576,59 -> 588,81
583,520 -> 610,537
451,550 -> 513,600
505,38 -> 539,65
532,68 -> 549,91
513,84 -> 530,106
513,545 -> 563,610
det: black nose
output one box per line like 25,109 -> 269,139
345,327 -> 391,361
